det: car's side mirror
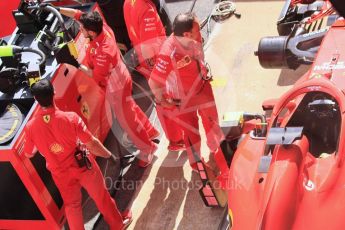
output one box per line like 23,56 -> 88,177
266,127 -> 303,145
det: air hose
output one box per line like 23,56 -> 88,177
20,47 -> 47,68
212,1 -> 238,21
27,4 -> 74,41
0,46 -> 45,62
0,45 -> 46,71
200,1 -> 241,36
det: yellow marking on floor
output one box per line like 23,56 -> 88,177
210,77 -> 228,88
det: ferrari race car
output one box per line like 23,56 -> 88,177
217,0 -> 345,229
257,0 -> 337,70
277,0 -> 335,36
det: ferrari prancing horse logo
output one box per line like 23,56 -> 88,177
81,102 -> 90,120
43,115 -> 50,123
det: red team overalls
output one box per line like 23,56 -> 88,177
74,10 -> 158,157
123,0 -> 184,147
151,35 -> 225,167
24,105 -> 123,230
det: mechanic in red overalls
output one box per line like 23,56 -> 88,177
123,0 -> 185,151
150,12 -> 226,172
23,79 -> 131,230
59,8 -> 158,166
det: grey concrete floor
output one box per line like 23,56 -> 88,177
83,0 -> 309,229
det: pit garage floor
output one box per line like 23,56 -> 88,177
84,1 -> 308,229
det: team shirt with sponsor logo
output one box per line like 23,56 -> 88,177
74,10 -> 127,89
151,35 -> 208,99
24,106 -> 93,174
123,0 -> 165,66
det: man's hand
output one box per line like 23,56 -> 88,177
85,137 -> 112,158
24,146 -> 38,158
144,58 -> 155,70
78,64 -> 93,77
160,100 -> 175,108
155,97 -> 176,108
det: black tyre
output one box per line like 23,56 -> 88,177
218,206 -> 231,230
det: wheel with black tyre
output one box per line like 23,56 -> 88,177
0,68 -> 20,95
218,206 -> 231,230
0,103 -> 24,145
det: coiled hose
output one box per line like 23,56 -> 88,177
20,47 -> 46,69
200,1 -> 241,36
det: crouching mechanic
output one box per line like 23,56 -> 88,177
57,7 -> 159,167
23,79 -> 132,230
150,13 -> 227,175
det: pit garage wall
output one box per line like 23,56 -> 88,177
0,0 -> 20,38
0,3 -> 111,229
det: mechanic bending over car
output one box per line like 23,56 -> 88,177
149,12 -> 227,174
57,7 -> 159,167
123,0 -> 185,152
23,79 -> 132,230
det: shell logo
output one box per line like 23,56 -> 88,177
49,143 -> 64,154
177,55 -> 192,69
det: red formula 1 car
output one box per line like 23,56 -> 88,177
217,1 -> 345,229
277,0 -> 334,36
257,0 -> 336,70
